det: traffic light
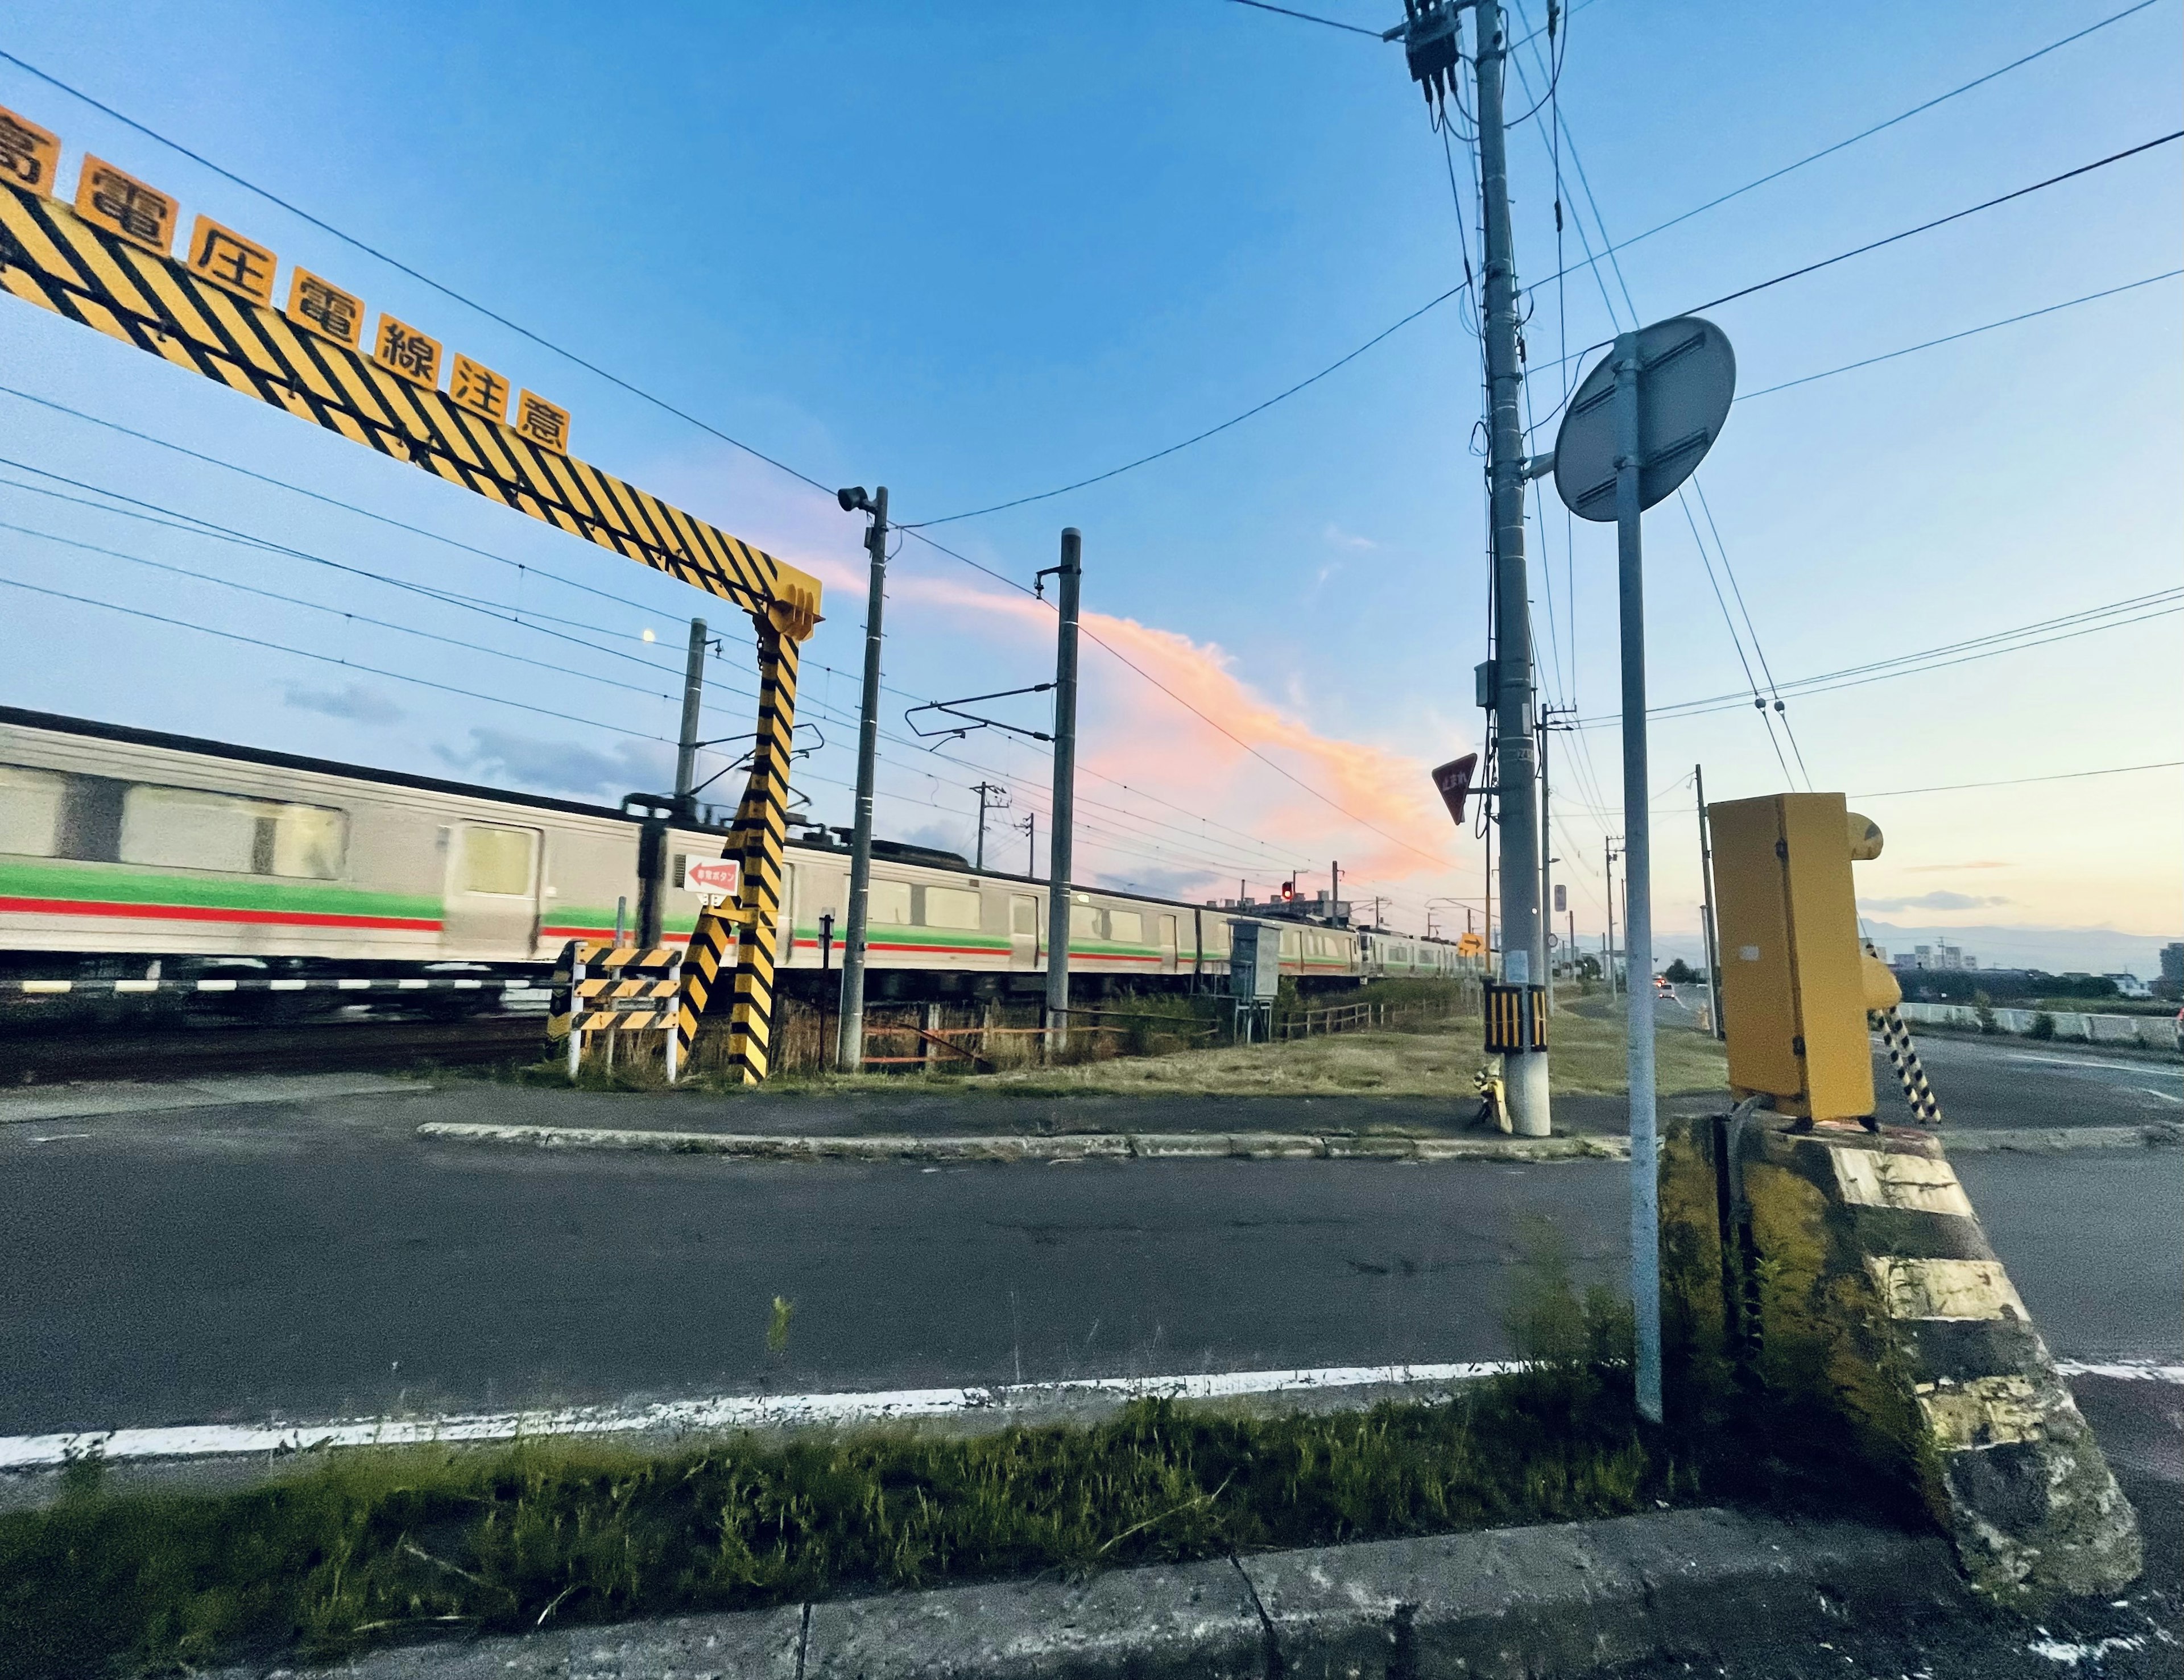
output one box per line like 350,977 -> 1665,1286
1281,879 -> 1296,903
1709,792 -> 1896,1124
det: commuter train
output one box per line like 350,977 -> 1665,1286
0,706 -> 1478,1000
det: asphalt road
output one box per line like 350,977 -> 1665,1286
1,1083 -> 2176,1437
1885,1025 -> 2183,1125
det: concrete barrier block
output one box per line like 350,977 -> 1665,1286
1716,1119 -> 2141,1602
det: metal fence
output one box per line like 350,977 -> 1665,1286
1271,990 -> 1479,1042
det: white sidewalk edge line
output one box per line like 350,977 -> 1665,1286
0,1362 -> 1523,1471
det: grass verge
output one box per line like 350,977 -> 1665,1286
10,1377 -> 1666,1677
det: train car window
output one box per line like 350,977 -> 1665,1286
1069,903 -> 1102,940
1280,927 -> 1300,959
1011,897 -> 1038,936
271,805 -> 346,879
456,825 -> 535,896
922,885 -> 982,929
115,784 -> 349,878
1203,918 -> 1229,955
121,785 -> 258,873
868,878 -> 912,925
0,765 -> 65,856
1107,909 -> 1142,945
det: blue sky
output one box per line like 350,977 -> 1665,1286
1,0 -> 2178,969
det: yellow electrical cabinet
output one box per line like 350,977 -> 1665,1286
1709,792 -> 1877,1122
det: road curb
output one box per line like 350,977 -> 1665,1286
413,1120 -> 1632,1163
205,1506 -> 1964,1679
1940,1122 -> 2183,1153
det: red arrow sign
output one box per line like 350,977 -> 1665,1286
686,858 -> 742,897
1430,754 -> 1478,827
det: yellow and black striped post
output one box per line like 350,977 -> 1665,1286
677,601 -> 809,1084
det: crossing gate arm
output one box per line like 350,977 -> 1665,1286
0,150 -> 821,1085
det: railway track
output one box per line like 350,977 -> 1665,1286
0,1014 -> 551,1083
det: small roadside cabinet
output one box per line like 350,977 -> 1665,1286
1709,792 -> 1878,1123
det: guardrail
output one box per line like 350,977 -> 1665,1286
1897,1000 -> 2179,1052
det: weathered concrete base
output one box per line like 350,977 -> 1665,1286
1710,1116 -> 2142,1602
209,1507 -> 1960,1679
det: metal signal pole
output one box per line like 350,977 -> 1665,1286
1041,530 -> 1082,1054
1471,0 -> 1550,1135
834,486 -> 888,1073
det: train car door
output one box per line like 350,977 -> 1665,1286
1010,894 -> 1040,969
1157,914 -> 1178,974
442,821 -> 543,957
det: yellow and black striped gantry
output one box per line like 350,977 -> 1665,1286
0,107 -> 822,1084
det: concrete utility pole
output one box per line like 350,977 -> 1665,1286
673,618 -> 708,818
1695,763 -> 1724,1039
1042,529 -> 1082,1055
834,486 -> 888,1073
1471,0 -> 1550,1135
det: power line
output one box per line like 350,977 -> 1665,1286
1685,131 -> 2184,318
0,458 -> 710,685
0,574 -> 676,745
1850,761 -> 2182,799
1223,0 -> 1383,38
0,519 -> 686,705
0,383 -> 704,627
904,282 -> 1470,528
1575,594 -> 2184,727
1574,0 -> 2170,272
0,49 -> 837,501
1736,269 -> 2184,400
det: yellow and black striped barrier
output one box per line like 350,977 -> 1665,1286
0,105 -> 825,1087
552,941 -> 685,1080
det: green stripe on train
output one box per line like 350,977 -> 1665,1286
0,857 -> 441,921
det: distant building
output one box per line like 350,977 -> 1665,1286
2162,943 -> 2183,994
1909,942 -> 1976,972
2105,973 -> 2153,1000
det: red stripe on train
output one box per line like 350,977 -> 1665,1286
0,896 -> 443,932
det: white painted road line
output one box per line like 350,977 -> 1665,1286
2053,1360 -> 2184,1384
7,1361 -> 2175,1471
0,1362 -> 1522,1470
2007,1052 -> 2182,1075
